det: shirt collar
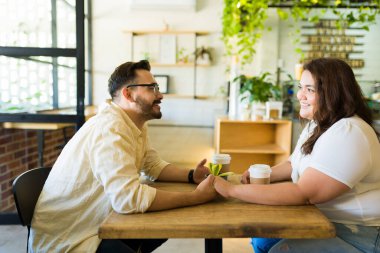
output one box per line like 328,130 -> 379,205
103,100 -> 147,137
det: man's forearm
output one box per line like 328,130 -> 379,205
147,189 -> 202,211
157,164 -> 189,182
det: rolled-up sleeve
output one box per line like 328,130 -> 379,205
142,136 -> 169,180
89,122 -> 156,214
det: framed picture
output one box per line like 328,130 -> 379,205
154,75 -> 169,94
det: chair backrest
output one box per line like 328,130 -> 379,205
12,167 -> 52,226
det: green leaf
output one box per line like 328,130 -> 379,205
218,172 -> 234,177
215,164 -> 222,176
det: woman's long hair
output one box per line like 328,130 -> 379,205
301,58 -> 378,155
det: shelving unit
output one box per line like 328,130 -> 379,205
125,30 -> 211,98
301,18 -> 366,69
214,118 -> 292,173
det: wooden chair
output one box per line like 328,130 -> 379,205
12,167 -> 52,252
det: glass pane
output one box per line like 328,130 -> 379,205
0,55 -> 53,112
56,0 -> 76,48
57,57 -> 77,108
0,55 -> 84,113
0,0 -> 76,48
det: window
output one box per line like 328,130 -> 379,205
0,0 -> 91,122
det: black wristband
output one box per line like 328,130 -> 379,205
188,169 -> 195,184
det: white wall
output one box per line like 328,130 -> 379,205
92,0 -> 227,126
91,2 -> 380,126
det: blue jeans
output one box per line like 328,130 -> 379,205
252,223 -> 380,253
251,238 -> 281,253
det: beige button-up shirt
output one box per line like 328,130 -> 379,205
29,101 -> 169,253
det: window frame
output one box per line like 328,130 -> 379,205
0,0 -> 91,129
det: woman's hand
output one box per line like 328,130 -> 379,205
193,158 -> 210,184
213,176 -> 234,198
194,174 -> 217,202
241,170 -> 250,184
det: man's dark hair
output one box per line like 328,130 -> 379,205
301,57 -> 378,154
108,60 -> 151,99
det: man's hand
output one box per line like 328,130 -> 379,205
194,174 -> 217,203
213,176 -> 234,198
241,170 -> 250,184
193,158 -> 210,184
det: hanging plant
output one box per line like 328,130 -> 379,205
222,0 -> 270,66
222,0 -> 380,66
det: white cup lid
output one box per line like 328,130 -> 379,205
211,154 -> 231,164
249,164 -> 271,178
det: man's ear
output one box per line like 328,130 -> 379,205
121,86 -> 135,102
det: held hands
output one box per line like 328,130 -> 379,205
241,170 -> 250,184
193,158 -> 210,184
213,176 -> 234,198
194,174 -> 218,202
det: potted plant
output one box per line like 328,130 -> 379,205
177,47 -> 190,64
236,72 -> 281,120
194,46 -> 213,65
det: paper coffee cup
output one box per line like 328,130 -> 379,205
249,164 -> 271,184
211,154 -> 231,173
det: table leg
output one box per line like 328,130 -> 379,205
37,130 -> 45,167
205,239 -> 222,253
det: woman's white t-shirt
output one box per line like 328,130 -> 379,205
290,116 -> 380,226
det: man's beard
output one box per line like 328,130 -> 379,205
135,96 -> 162,120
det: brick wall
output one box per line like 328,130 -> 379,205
0,126 -> 75,212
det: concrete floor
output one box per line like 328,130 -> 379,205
0,225 -> 252,253
0,126 -> 253,253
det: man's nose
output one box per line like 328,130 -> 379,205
156,90 -> 163,99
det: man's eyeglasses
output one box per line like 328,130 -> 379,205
126,83 -> 160,94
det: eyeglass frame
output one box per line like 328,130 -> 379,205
126,83 -> 160,94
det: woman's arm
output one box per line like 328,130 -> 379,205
270,160 -> 293,183
214,167 -> 350,205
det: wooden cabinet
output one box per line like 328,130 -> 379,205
215,118 -> 292,173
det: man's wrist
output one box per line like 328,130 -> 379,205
188,169 -> 195,184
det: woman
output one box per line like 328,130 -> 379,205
214,58 -> 380,253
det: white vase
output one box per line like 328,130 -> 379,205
197,55 -> 210,65
265,101 -> 283,120
239,103 -> 251,120
251,102 -> 266,120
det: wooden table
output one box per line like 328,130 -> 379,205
99,182 -> 335,253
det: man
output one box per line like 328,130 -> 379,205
29,60 -> 217,253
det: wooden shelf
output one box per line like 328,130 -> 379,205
126,30 -> 210,36
128,30 -> 213,98
2,122 -> 74,130
303,50 -> 363,54
215,118 -> 292,173
301,26 -> 364,30
151,63 -> 210,67
302,42 -> 364,46
221,144 -> 287,154
163,94 -> 211,99
2,106 -> 98,130
302,34 -> 364,38
218,118 -> 291,124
